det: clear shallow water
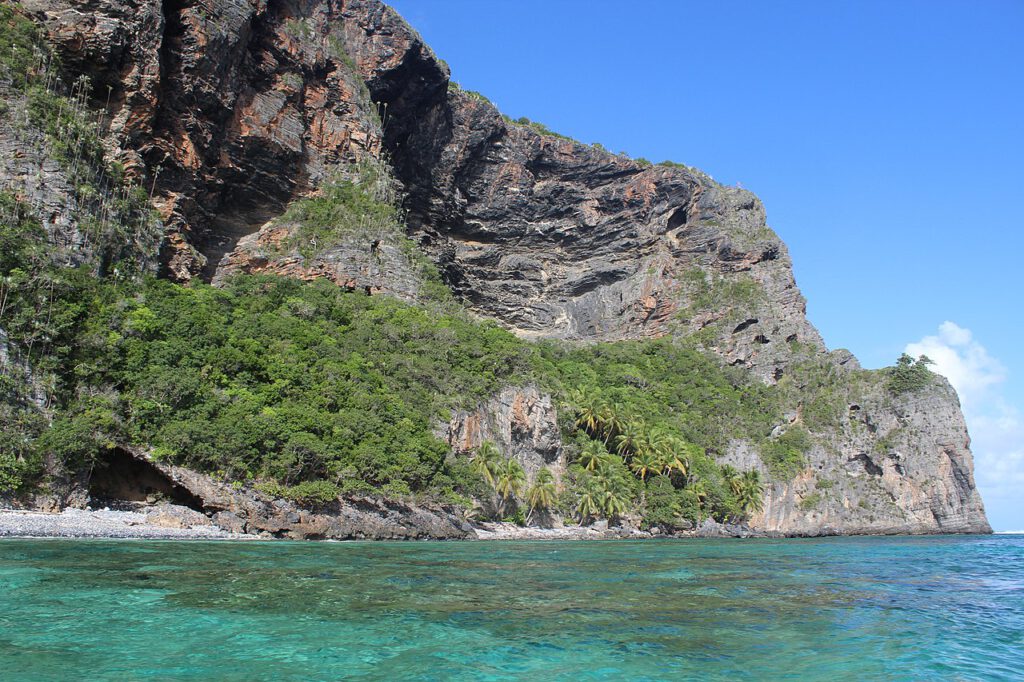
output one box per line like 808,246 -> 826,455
1,536 -> 1021,681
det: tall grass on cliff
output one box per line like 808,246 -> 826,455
0,3 -> 160,277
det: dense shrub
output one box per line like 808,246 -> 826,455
887,353 -> 933,394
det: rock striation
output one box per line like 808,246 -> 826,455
6,0 -> 990,536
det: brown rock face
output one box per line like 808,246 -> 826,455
18,0 -> 990,535
23,0 -> 389,281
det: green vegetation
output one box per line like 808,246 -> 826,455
538,357 -> 772,526
0,4 -> 159,278
526,468 -> 557,521
0,6 -> 802,515
508,116 -> 574,141
469,442 -> 528,518
447,81 -> 495,106
799,493 -> 822,512
760,427 -> 811,479
281,160 -> 401,257
887,353 -> 934,394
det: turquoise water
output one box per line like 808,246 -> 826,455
1,536 -> 1022,680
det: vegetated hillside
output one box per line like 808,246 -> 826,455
0,0 -> 989,536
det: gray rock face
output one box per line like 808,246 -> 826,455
440,386 -> 566,485
393,92 -> 824,375
213,219 -> 426,301
752,376 -> 990,535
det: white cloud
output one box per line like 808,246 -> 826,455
905,320 -> 1006,408
905,323 -> 1020,530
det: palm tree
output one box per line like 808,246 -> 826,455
737,470 -> 764,514
630,448 -> 661,481
570,387 -> 603,437
526,467 -> 557,523
662,437 -> 691,478
721,464 -> 742,497
614,418 -> 645,458
470,441 -> 502,488
600,487 -> 629,524
600,401 -> 628,445
494,458 -> 526,515
577,440 -> 610,471
688,477 -> 709,519
576,488 -> 599,522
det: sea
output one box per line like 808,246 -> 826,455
1,534 -> 1021,680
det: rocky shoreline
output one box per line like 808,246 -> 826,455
0,507 -> 250,540
0,504 -> 767,541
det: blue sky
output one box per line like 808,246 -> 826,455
387,0 -> 1023,530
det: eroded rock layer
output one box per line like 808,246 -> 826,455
12,0 -> 990,535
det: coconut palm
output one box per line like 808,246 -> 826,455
599,401 -> 628,445
469,441 -> 502,488
600,487 -> 629,523
576,488 -> 599,522
721,464 -> 742,497
662,437 -> 691,478
577,440 -> 611,471
630,448 -> 661,481
494,458 -> 526,514
570,387 -> 603,437
614,418 -> 646,458
526,467 -> 557,523
737,470 -> 764,514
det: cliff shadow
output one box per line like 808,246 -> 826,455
88,448 -> 204,511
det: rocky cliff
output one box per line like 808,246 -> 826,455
2,0 -> 989,535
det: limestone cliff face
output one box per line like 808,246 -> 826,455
16,0 -> 990,534
440,386 -> 566,487
721,375 -> 990,535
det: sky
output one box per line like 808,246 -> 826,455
387,0 -> 1023,530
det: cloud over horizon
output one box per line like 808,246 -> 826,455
905,321 -> 1006,408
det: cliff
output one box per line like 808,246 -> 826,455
0,0 -> 989,536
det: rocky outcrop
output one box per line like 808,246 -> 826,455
22,0 -> 389,281
391,90 -> 824,376
120,450 -> 474,540
213,218 -> 426,300
441,385 -> 566,485
10,0 -> 990,536
23,0 -> 821,378
768,376 -> 989,534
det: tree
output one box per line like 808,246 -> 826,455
576,488 -> 599,522
662,438 -> 692,478
577,440 -> 611,471
600,487 -> 629,523
614,418 -> 645,458
736,469 -> 764,515
721,464 -> 742,498
630,448 -> 661,481
494,458 -> 526,515
688,478 -> 709,519
469,441 -> 502,488
600,401 -> 628,445
887,353 -> 934,394
526,467 -> 557,523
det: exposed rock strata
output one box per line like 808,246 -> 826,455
441,385 -> 565,485
98,450 -> 474,540
7,0 -> 991,535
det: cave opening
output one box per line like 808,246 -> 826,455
667,207 -> 689,230
87,448 -> 205,511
